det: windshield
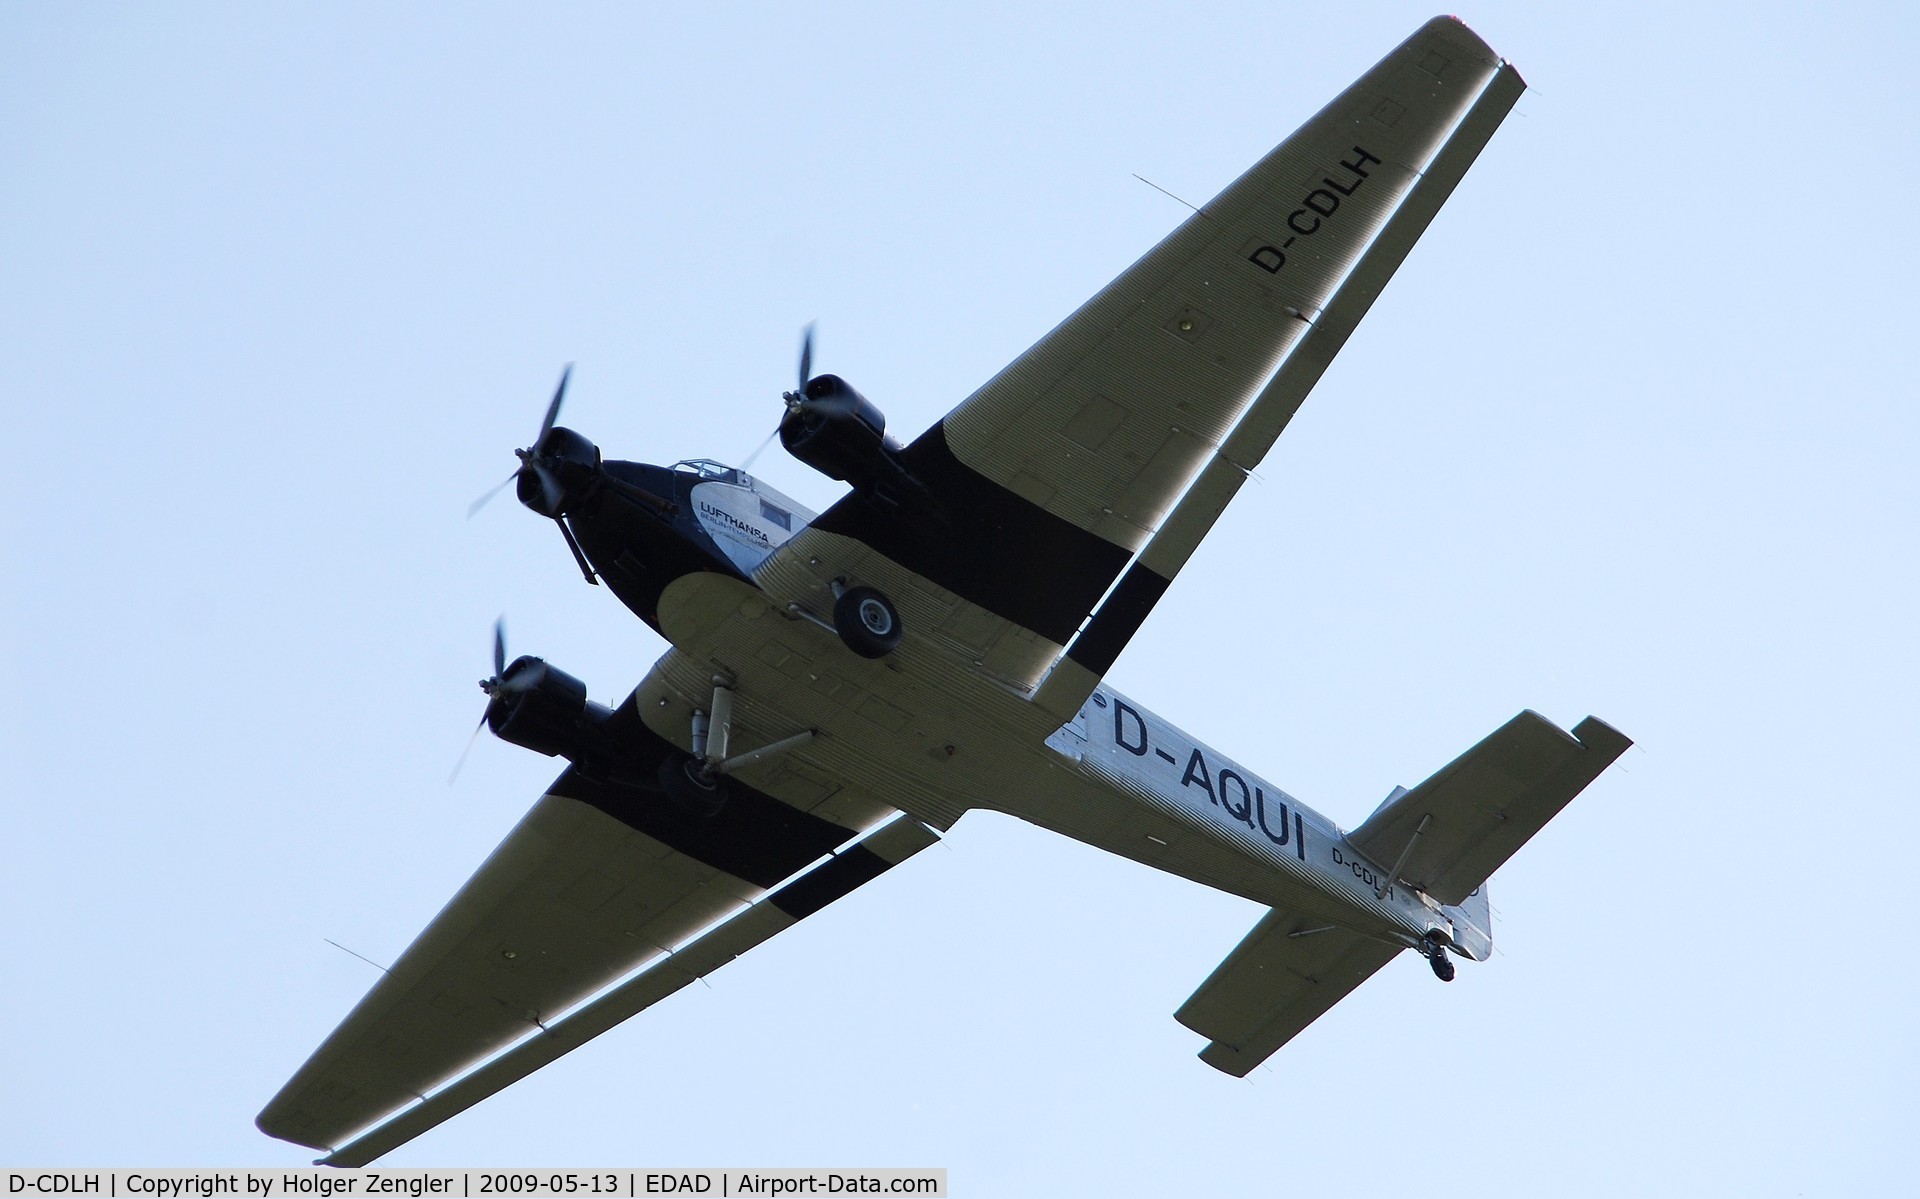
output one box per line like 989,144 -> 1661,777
672,458 -> 742,484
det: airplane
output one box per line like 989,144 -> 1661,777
259,15 -> 1629,1165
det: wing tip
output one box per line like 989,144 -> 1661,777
255,1105 -> 334,1154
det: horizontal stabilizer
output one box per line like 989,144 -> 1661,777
1348,712 -> 1630,905
1176,908 -> 1401,1077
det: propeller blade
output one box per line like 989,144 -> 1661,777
797,323 -> 814,394
466,469 -> 519,519
538,363 -> 573,447
447,711 -> 489,786
739,425 -> 781,473
492,617 -> 506,681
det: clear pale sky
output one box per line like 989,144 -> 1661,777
4,2 -> 1915,1192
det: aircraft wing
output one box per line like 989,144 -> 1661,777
1175,907 -> 1402,1077
795,16 -> 1523,708
1347,712 -> 1632,905
257,686 -> 936,1163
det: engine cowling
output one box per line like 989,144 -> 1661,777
485,656 -> 618,768
779,374 -> 902,490
515,426 -> 602,518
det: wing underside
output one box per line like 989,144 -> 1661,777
258,685 -> 934,1162
789,16 -> 1524,701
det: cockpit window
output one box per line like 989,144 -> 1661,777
673,458 -> 741,484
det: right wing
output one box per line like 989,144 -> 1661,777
257,683 -> 934,1163
1175,908 -> 1402,1077
787,16 -> 1523,707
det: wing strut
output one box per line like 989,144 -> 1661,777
1033,61 -> 1527,721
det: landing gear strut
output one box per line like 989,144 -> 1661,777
1421,932 -> 1455,983
661,677 -> 819,818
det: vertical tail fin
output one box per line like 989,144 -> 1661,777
1448,883 -> 1493,961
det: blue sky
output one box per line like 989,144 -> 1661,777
4,2 -> 1916,1192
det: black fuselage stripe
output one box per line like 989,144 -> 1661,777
810,422 -> 1132,645
1065,562 -> 1174,676
768,845 -> 895,920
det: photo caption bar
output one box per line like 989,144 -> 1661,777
3,1172 -> 946,1198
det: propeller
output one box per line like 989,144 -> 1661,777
469,365 -> 573,520
450,617 -> 522,784
738,324 -> 818,472
466,362 -> 680,588
524,364 -> 571,514
780,323 -> 864,420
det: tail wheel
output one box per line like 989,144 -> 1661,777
657,751 -> 727,818
833,585 -> 902,658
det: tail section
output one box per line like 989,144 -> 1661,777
1176,711 -> 1628,1075
1447,882 -> 1493,962
1175,908 -> 1402,1077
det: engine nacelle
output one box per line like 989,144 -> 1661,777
516,426 -> 602,518
486,656 -> 618,767
779,375 -> 903,491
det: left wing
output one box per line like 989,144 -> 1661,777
1175,907 -> 1402,1076
310,817 -> 937,1167
258,682 -> 934,1162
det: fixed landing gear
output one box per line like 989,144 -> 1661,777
832,583 -> 902,659
1421,932 -> 1455,983
658,751 -> 727,818
659,677 -> 818,818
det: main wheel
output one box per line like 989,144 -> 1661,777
657,751 -> 727,818
1428,947 -> 1455,983
833,585 -> 903,658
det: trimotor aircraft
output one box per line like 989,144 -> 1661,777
260,15 -> 1628,1165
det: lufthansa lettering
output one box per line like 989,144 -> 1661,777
697,500 -> 770,544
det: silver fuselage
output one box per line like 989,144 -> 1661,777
670,469 -> 1479,960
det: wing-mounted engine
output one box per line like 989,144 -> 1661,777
779,373 -> 901,489
471,621 -> 634,782
485,657 -> 612,762
778,328 -> 925,509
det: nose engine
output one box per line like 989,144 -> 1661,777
515,425 -> 601,518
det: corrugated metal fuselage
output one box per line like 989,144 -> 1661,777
572,462 -> 1468,959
